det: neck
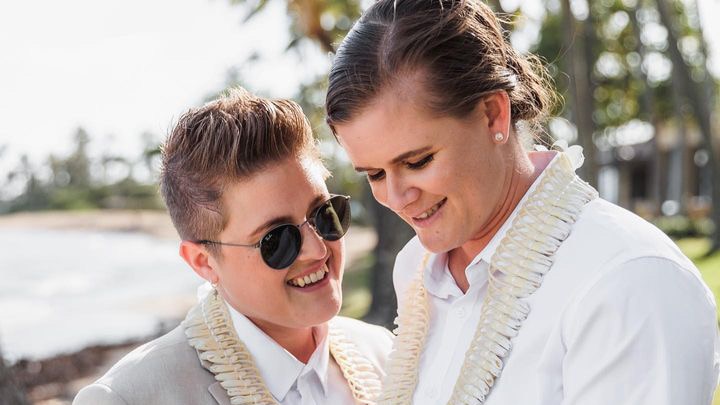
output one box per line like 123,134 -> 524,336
448,150 -> 556,292
249,317 -> 320,364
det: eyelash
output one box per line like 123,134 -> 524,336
366,154 -> 435,182
367,170 -> 385,182
406,154 -> 434,170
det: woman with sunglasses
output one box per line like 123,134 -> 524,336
325,0 -> 719,404
73,88 -> 392,405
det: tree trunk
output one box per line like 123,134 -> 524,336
655,0 -> 720,252
288,0 -> 335,53
560,0 -> 598,188
362,184 -> 414,329
628,6 -> 661,215
0,346 -> 29,405
670,63 -> 689,213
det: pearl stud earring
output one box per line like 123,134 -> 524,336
494,132 -> 504,142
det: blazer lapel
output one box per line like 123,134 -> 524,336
194,347 -> 230,405
208,382 -> 231,405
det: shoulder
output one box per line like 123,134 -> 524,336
557,198 -> 695,277
535,198 -> 716,344
331,316 -> 393,370
74,325 -> 212,404
99,325 -> 196,378
574,198 -> 663,242
564,255 -> 717,343
575,199 -> 687,257
73,383 -> 129,405
555,256 -> 719,404
558,199 -> 713,318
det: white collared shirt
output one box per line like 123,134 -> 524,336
226,306 -> 356,405
393,158 -> 720,404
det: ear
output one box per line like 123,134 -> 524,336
179,240 -> 219,284
479,91 -> 511,144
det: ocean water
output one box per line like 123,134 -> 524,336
0,228 -> 203,361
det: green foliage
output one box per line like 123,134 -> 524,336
294,76 -> 369,217
9,175 -> 52,212
2,128 -> 164,214
653,215 -> 715,238
47,187 -> 97,210
339,252 -> 373,319
533,0 -> 715,133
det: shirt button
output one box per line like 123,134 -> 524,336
426,387 -> 438,398
456,308 -> 467,318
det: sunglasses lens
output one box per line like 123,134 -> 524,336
260,225 -> 301,269
315,196 -> 351,241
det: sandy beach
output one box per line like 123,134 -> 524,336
0,209 -> 377,264
0,210 -> 178,239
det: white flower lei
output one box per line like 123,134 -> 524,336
379,148 -> 598,405
183,289 -> 383,404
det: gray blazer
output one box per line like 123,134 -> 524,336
73,317 -> 393,404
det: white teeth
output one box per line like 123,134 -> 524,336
289,265 -> 330,288
417,201 -> 442,220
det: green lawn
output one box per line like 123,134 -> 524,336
677,238 -> 720,306
676,238 -> 720,404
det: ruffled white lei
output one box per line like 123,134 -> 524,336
183,289 -> 383,404
379,146 -> 598,405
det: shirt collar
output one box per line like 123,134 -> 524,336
424,253 -> 458,298
225,303 -> 330,401
422,151 -> 559,298
305,328 -> 331,394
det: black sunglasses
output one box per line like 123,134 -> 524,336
195,195 -> 351,269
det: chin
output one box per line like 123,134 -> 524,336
304,300 -> 341,327
326,289 -> 343,317
416,233 -> 453,254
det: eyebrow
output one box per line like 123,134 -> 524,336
248,194 -> 327,241
354,146 -> 433,173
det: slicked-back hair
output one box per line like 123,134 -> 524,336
326,0 -> 556,133
160,87 -> 320,252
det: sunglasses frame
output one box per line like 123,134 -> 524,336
194,194 -> 351,269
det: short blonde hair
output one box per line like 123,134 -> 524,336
160,87 -> 324,249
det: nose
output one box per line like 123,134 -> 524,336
296,221 -> 328,262
383,174 -> 419,213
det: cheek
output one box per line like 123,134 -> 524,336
328,240 -> 345,269
218,252 -> 262,282
369,182 -> 389,207
419,172 -> 445,193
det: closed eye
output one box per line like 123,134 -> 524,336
405,154 -> 434,170
367,169 -> 385,182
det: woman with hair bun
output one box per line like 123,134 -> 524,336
326,0 -> 719,403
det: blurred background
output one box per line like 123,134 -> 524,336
0,0 -> 718,403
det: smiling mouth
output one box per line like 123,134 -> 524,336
286,264 -> 330,288
413,198 -> 447,221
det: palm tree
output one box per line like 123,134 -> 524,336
655,0 -> 720,252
